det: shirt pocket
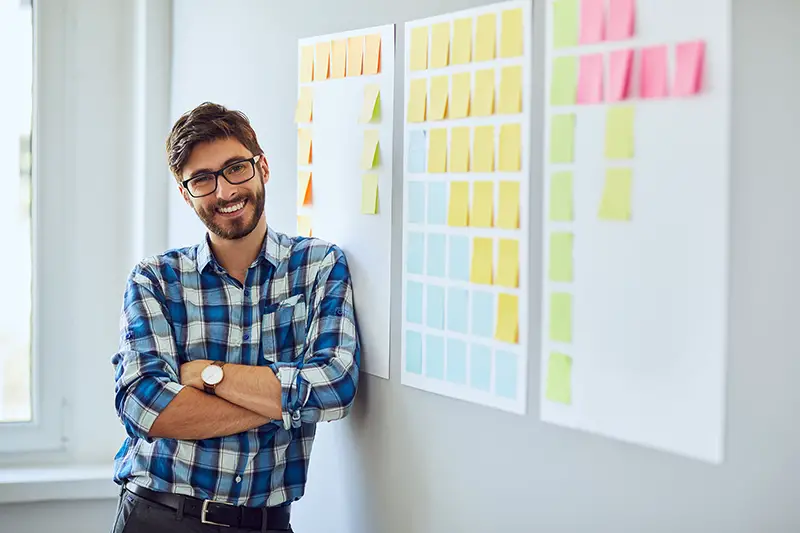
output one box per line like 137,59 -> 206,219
261,294 -> 307,364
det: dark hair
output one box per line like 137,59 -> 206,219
165,102 -> 263,180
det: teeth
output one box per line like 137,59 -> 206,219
219,201 -> 245,214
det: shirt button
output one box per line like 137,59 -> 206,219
291,411 -> 301,421
243,334 -> 250,340
235,476 -> 242,483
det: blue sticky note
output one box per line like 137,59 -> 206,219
471,290 -> 494,338
425,334 -> 445,379
494,351 -> 518,399
405,330 -> 423,374
406,281 -> 423,324
427,182 -> 447,225
408,181 -> 426,223
406,232 -> 425,275
446,339 -> 468,384
470,344 -> 492,391
426,285 -> 445,329
427,233 -> 446,277
408,130 -> 427,173
448,235 -> 470,282
447,288 -> 469,333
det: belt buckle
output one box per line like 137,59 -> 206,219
201,499 -> 234,527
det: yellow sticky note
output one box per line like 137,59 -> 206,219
450,72 -> 471,119
551,56 -> 577,106
550,114 -> 575,163
297,215 -> 312,237
553,0 -> 579,49
549,232 -> 573,282
298,171 -> 312,206
499,123 -> 521,172
452,18 -> 472,64
364,34 -> 381,75
450,126 -> 470,172
549,292 -> 572,343
470,237 -> 493,285
298,129 -> 312,164
605,106 -> 635,159
497,181 -> 520,229
431,22 -> 450,69
427,128 -> 447,173
497,239 -> 519,288
472,125 -> 495,172
360,84 -> 381,123
495,293 -> 519,343
314,42 -> 330,81
447,181 -> 470,227
549,171 -> 573,221
410,26 -> 429,71
347,37 -> 363,77
361,130 -> 380,169
598,168 -> 633,221
361,174 -> 379,214
475,13 -> 496,62
331,39 -> 347,79
499,65 -> 523,114
429,75 -> 449,120
294,86 -> 313,123
470,181 -> 494,227
500,8 -> 524,58
545,352 -> 573,404
408,79 -> 427,123
472,69 -> 495,116
300,45 -> 314,83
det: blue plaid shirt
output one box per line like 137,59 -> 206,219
111,227 -> 360,507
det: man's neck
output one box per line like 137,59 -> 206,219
208,217 -> 268,276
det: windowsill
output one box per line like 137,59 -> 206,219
0,464 -> 118,504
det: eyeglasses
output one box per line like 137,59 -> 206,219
182,155 -> 262,198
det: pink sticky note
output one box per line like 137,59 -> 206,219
607,0 -> 635,41
673,40 -> 706,96
640,45 -> 668,99
579,0 -> 605,44
608,49 -> 633,102
577,54 -> 604,104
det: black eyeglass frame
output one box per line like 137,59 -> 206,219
181,154 -> 263,198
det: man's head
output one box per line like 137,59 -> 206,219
166,102 -> 269,240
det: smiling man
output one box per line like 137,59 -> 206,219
110,102 -> 360,533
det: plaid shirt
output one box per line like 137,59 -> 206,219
111,226 -> 360,507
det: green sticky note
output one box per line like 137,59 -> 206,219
549,292 -> 572,343
549,232 -> 573,282
551,56 -> 577,106
599,168 -> 633,221
550,114 -> 575,163
605,106 -> 635,159
549,171 -> 573,221
553,0 -> 579,49
545,352 -> 573,404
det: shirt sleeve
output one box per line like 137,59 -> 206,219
112,264 -> 185,441
270,245 -> 361,430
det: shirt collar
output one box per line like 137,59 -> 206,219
197,225 -> 286,273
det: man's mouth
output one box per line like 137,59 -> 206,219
217,199 -> 246,216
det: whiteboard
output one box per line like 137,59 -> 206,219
296,25 -> 395,380
540,0 -> 731,463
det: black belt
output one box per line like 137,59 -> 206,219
125,482 -> 290,530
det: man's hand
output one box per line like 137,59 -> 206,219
180,360 -> 209,389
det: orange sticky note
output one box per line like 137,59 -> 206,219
431,22 -> 450,68
347,36 -> 363,77
427,128 -> 447,173
673,40 -> 705,97
294,86 -> 313,123
577,53 -> 604,104
472,69 -> 495,116
331,39 -> 347,78
298,171 -> 312,206
314,42 -> 330,81
470,237 -> 493,284
500,8 -> 524,58
300,45 -> 314,82
429,75 -> 449,120
497,181 -> 520,229
472,125 -> 494,172
297,215 -> 312,237
407,78 -> 427,122
497,239 -> 519,288
449,126 -> 470,172
447,181 -> 469,227
452,18 -> 472,64
608,49 -> 633,102
475,13 -> 496,62
607,0 -> 635,41
579,0 -> 605,44
450,72 -> 471,119
410,26 -> 429,71
364,34 -> 381,74
470,181 -> 494,227
298,129 -> 312,164
495,293 -> 519,343
640,45 -> 669,99
361,130 -> 380,169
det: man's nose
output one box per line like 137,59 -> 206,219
216,176 -> 238,200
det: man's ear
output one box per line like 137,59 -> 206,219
178,184 -> 193,207
259,156 -> 270,184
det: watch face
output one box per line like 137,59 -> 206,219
202,364 -> 224,385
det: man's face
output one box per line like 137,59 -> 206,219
179,138 -> 268,240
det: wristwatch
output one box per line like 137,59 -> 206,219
201,361 -> 226,395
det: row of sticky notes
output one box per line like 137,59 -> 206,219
300,35 -> 381,83
553,0 -> 635,48
410,8 -> 524,71
549,106 -> 634,163
545,167 -> 632,222
407,66 -> 522,122
408,124 -> 521,173
405,330 -> 520,398
470,237 -> 520,291
407,180 -> 520,229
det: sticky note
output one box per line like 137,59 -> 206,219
427,233 -> 446,277
297,215 -> 312,237
361,130 -> 380,169
314,41 -> 330,81
470,237 -> 493,285
347,36 -> 363,77
450,72 -> 471,119
447,181 -> 469,227
364,34 -> 381,75
494,351 -> 518,399
604,106 -> 635,159
446,340 -> 468,384
448,235 -> 470,281
549,172 -> 573,221
499,123 -> 521,172
431,22 -> 450,68
426,285 -> 445,329
470,344 -> 492,390
294,86 -> 313,123
298,171 -> 312,206
549,232 -> 573,282
550,114 -> 575,163
472,69 -> 495,116
471,292 -> 494,338
495,293 -> 519,343
331,39 -> 347,78
545,352 -> 573,404
608,49 -> 634,102
447,288 -> 469,334
407,182 -> 426,224
640,45 -> 669,99
607,0 -> 635,41
359,84 -> 381,123
406,231 -> 425,274
497,181 -> 520,229
551,56 -> 577,106
473,125 -> 495,172
410,26 -> 429,71
470,181 -> 494,228
553,0 -> 579,49
475,13 -> 496,61
549,292 -> 572,343
427,128 -> 447,173
425,335 -> 445,379
452,18 -> 472,64
427,182 -> 447,225
406,281 -> 423,324
405,331 -> 423,374
577,53 -> 604,104
499,65 -> 522,114
429,75 -> 449,120
450,126 -> 470,172
407,130 -> 427,173
598,168 -> 633,221
300,45 -> 314,83
673,40 -> 706,97
408,78 -> 427,122
500,8 -> 524,58
497,239 -> 519,288
297,129 -> 312,164
579,0 -> 605,44
361,174 -> 379,214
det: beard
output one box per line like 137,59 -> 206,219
195,180 -> 265,240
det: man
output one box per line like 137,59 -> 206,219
110,102 -> 360,533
